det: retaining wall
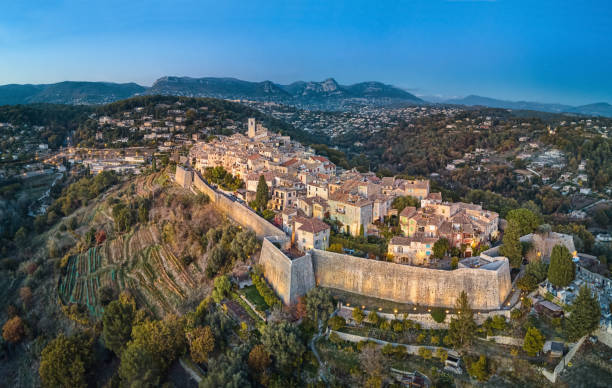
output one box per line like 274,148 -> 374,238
541,335 -> 586,383
338,305 -> 511,329
329,330 -> 451,356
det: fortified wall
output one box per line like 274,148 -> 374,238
310,250 -> 511,310
192,171 -> 286,240
259,238 -> 315,305
182,168 -> 511,310
259,237 -> 512,309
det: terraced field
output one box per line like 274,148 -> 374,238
58,224 -> 206,318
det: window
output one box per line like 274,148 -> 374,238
426,244 -> 430,248
426,251 -> 430,256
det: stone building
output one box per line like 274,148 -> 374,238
293,217 -> 331,252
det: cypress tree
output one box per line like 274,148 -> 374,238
255,175 -> 269,211
547,244 -> 575,288
448,291 -> 477,347
500,219 -> 522,268
565,285 -> 601,341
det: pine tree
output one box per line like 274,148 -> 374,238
448,291 -> 477,347
548,244 -> 575,288
500,219 -> 522,268
565,285 -> 601,341
255,175 -> 269,211
523,327 -> 545,356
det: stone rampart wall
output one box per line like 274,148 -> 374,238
192,172 -> 285,239
259,238 -> 294,305
311,250 -> 512,310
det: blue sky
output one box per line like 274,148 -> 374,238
0,0 -> 610,105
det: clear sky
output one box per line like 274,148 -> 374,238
0,0 -> 610,105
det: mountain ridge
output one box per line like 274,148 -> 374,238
438,94 -> 612,117
1,78 -> 610,117
147,76 -> 423,108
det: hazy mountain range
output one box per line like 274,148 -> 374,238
0,77 -> 611,117
0,81 -> 146,105
435,95 -> 612,117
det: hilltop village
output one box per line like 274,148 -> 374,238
186,118 -> 500,264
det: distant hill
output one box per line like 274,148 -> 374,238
439,94 -> 612,117
0,81 -> 146,105
568,102 -> 612,117
147,76 -> 290,99
148,76 -> 422,109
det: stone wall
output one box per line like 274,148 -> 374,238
311,250 -> 512,310
192,171 -> 285,239
259,238 -> 316,305
338,305 -> 511,329
521,232 -> 576,259
329,330 -> 450,356
259,238 -> 294,305
175,165 -> 193,188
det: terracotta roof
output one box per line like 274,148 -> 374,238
399,206 -> 417,218
294,217 -> 330,234
281,158 -> 299,167
427,192 -> 442,201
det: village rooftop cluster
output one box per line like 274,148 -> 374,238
186,118 -> 500,262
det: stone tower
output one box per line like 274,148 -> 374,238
248,118 -> 256,138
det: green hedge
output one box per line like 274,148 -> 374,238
251,273 -> 281,308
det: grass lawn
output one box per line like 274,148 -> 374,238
240,285 -> 269,311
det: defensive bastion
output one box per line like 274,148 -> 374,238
259,236 -> 512,310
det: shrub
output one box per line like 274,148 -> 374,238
436,348 -> 448,361
379,320 -> 390,331
392,321 -> 404,333
430,307 -> 446,323
352,307 -> 365,324
467,355 -> 490,382
2,316 -> 25,343
418,347 -> 432,359
251,273 -> 281,308
329,332 -> 342,344
328,316 -> 346,331
367,311 -> 380,326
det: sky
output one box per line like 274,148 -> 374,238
0,0 -> 611,105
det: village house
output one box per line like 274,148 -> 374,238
292,217 -> 331,251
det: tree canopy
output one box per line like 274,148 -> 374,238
565,285 -> 601,341
506,208 -> 541,236
500,219 -> 523,268
39,333 -> 94,388
548,244 -> 575,288
255,175 -> 269,211
448,291 -> 477,348
261,321 -> 306,371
